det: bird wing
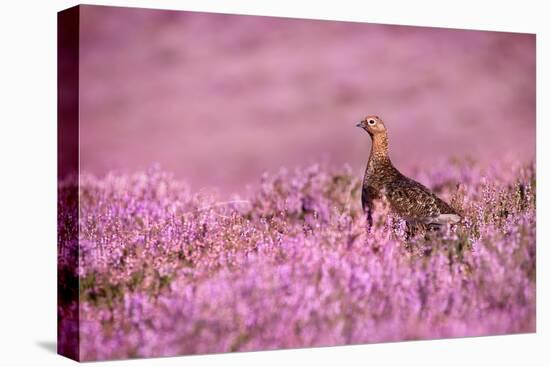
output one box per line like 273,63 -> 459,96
386,178 -> 455,222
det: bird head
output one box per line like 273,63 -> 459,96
356,115 -> 387,137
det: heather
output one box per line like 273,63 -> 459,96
58,160 -> 535,360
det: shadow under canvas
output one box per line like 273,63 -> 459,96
36,340 -> 57,354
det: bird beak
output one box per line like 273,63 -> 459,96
356,122 -> 363,128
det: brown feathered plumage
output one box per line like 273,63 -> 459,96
357,115 -> 460,231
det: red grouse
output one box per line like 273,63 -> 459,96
356,115 -> 460,234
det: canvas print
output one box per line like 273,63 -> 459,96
57,5 -> 536,362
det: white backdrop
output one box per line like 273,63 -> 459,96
0,1 -> 547,366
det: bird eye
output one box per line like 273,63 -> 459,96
368,119 -> 376,125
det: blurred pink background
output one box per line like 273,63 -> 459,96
78,5 -> 535,195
